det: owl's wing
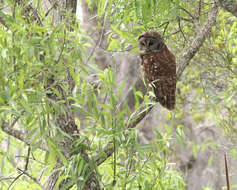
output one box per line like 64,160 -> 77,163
153,75 -> 176,110
153,46 -> 176,110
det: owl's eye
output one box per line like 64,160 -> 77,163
149,41 -> 154,46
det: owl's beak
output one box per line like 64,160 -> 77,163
139,50 -> 150,55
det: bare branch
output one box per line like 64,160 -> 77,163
177,17 -> 187,43
45,1 -> 58,17
178,7 -> 195,20
7,147 -> 44,189
198,0 -> 202,18
1,120 -> 28,144
85,18 -> 106,64
24,147 -> 31,171
1,120 -> 47,151
17,168 -> 44,189
7,173 -> 24,190
225,154 -> 230,190
163,30 -> 182,38
178,16 -> 193,23
162,22 -> 170,35
26,4 -> 43,26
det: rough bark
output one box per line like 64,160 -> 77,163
43,0 -> 101,189
1,120 -> 48,151
177,1 -> 219,79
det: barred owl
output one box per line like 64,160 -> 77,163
138,31 -> 176,110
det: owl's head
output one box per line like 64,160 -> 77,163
138,31 -> 164,55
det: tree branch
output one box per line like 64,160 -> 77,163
224,154 -> 230,190
177,0 -> 219,79
1,120 -> 48,151
17,168 -> 44,189
1,119 -> 28,144
7,147 -> 44,189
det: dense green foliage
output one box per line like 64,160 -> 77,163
0,0 -> 236,189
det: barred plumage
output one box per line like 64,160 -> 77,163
138,31 -> 176,110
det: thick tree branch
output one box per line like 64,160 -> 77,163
44,1 -> 101,189
94,0 -> 219,167
177,1 -> 219,79
1,120 -> 48,151
219,0 -> 237,17
1,119 -> 29,144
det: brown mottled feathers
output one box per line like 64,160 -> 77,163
138,31 -> 176,110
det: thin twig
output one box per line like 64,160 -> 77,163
45,1 -> 58,17
8,146 -> 44,189
129,153 -> 152,183
7,173 -> 24,190
14,156 -> 45,165
178,7 -> 195,20
112,136 -> 116,186
99,45 -> 135,53
31,5 -> 43,26
163,30 -> 182,38
85,10 -> 107,64
7,147 -> 31,189
225,154 -> 230,190
24,4 -> 43,26
163,22 -> 170,35
198,0 -> 202,18
0,177 -> 16,181
178,16 -> 193,23
55,31 -> 66,64
24,147 -> 31,171
17,168 -> 44,189
159,21 -> 170,28
177,18 -> 187,43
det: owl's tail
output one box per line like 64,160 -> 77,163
153,79 -> 176,110
156,95 -> 175,110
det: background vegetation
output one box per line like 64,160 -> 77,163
0,0 -> 236,189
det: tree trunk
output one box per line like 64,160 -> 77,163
43,0 -> 101,189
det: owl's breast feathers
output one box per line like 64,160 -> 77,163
141,45 -> 176,110
141,45 -> 176,80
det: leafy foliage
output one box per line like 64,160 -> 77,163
0,0 -> 237,189
0,1 -> 186,189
